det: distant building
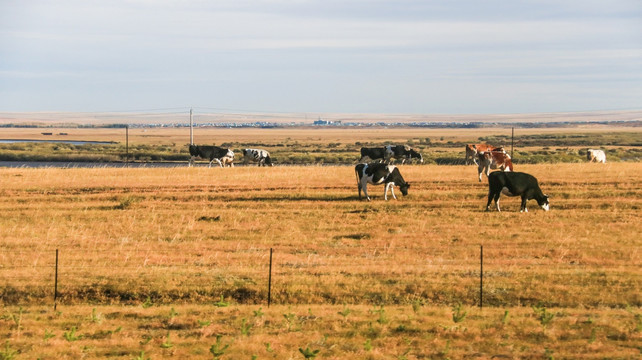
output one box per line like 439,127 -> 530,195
313,118 -> 342,126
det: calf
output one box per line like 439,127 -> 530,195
477,150 -> 513,182
355,163 -> 410,201
486,171 -> 549,212
359,147 -> 386,163
189,144 -> 234,168
587,149 -> 606,163
385,145 -> 423,164
242,148 -> 273,166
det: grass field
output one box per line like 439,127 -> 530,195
1,161 -> 640,359
1,126 -> 641,164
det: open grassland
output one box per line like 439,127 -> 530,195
0,163 -> 641,358
1,126 -> 641,164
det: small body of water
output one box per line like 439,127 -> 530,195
0,139 -> 117,145
0,161 -> 186,168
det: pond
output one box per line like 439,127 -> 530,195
0,139 -> 117,145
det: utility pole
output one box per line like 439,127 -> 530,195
189,108 -> 194,145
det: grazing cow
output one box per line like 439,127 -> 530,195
189,144 -> 235,168
359,147 -> 387,163
477,150 -> 513,182
242,148 -> 273,166
587,149 -> 606,163
385,145 -> 423,164
465,144 -> 503,165
486,171 -> 549,212
355,163 -> 410,201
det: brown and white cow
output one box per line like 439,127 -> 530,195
465,144 -> 503,165
477,150 -> 513,182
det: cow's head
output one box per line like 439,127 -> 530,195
399,182 -> 410,196
538,194 -> 550,211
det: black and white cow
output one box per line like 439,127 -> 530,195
385,145 -> 423,164
355,162 -> 410,201
486,171 -> 549,212
189,144 -> 234,168
242,148 -> 273,166
359,147 -> 386,163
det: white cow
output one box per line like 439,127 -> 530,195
587,149 -> 606,163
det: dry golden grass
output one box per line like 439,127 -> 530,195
2,303 -> 641,359
0,162 -> 641,358
2,125 -> 641,146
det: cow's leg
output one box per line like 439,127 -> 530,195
494,193 -> 502,212
486,191 -> 494,211
361,179 -> 371,201
208,159 -> 214,168
520,197 -> 528,213
478,164 -> 484,182
388,182 -> 397,200
214,158 -> 223,168
188,157 -> 194,167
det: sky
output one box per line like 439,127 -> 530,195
1,0 -> 641,114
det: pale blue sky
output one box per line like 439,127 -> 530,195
1,0 -> 641,114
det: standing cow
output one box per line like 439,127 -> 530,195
189,144 -> 234,168
477,150 -> 513,182
486,171 -> 549,212
587,149 -> 606,163
385,145 -> 423,164
242,148 -> 273,166
355,163 -> 410,201
465,144 -> 503,165
359,147 -> 387,163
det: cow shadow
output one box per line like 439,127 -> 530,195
232,195 -> 362,202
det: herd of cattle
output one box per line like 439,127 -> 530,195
188,143 -> 607,211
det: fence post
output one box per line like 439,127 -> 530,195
511,127 -> 514,158
479,245 -> 483,309
54,249 -> 59,311
268,248 -> 273,308
125,125 -> 129,167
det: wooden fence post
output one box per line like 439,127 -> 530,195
54,249 -> 59,310
479,245 -> 483,309
268,248 -> 273,308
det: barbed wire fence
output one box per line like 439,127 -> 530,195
1,246 -> 639,309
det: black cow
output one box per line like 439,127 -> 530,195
486,171 -> 549,212
359,147 -> 386,163
385,145 -> 423,164
189,144 -> 234,168
355,163 -> 410,201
